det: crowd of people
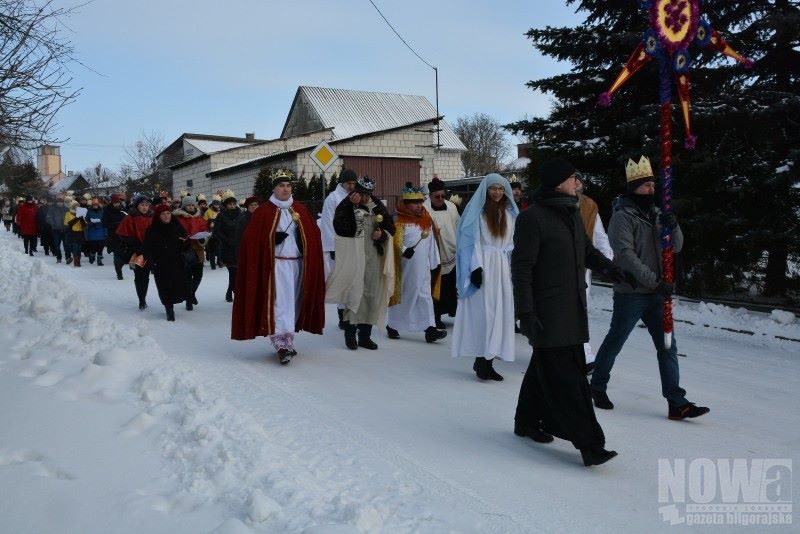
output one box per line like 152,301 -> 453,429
4,155 -> 710,467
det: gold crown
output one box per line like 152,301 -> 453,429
625,156 -> 654,182
401,187 -> 424,201
274,169 -> 291,179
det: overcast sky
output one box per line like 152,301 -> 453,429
46,0 -> 582,173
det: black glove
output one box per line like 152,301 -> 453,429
402,247 -> 415,259
275,231 -> 288,245
655,280 -> 675,296
606,266 -> 639,289
470,267 -> 483,289
659,212 -> 677,230
329,251 -> 335,261
518,313 -> 542,340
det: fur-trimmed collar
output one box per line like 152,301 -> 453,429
172,208 -> 201,218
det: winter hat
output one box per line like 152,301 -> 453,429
510,181 -> 523,191
110,193 -> 125,204
244,196 -> 260,206
25,194 -> 33,202
428,177 -> 446,194
181,195 -> 197,209
338,168 -> 357,184
539,158 -> 577,190
210,200 -> 221,208
221,190 -> 237,204
197,194 -> 207,202
153,204 -> 172,218
132,194 -> 150,208
69,200 -> 79,210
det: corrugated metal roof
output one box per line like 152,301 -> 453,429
185,139 -> 250,154
289,86 -> 466,151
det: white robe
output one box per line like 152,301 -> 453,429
271,196 -> 302,336
585,213 -> 613,364
424,199 -> 459,275
452,214 -> 516,361
320,185 -> 349,279
387,223 -> 440,332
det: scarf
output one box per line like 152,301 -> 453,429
395,201 -> 433,232
269,194 -> 294,210
532,188 -> 579,208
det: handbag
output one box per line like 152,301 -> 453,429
129,253 -> 147,269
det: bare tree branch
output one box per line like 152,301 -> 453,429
454,113 -> 511,176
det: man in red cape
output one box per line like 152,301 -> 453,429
231,172 -> 325,365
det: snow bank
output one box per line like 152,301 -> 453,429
0,233 -> 490,532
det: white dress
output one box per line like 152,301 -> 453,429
585,213 -> 613,363
387,223 -> 440,332
320,185 -> 348,279
271,197 -> 302,336
452,214 -> 516,361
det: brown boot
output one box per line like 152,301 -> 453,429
74,254 -> 81,267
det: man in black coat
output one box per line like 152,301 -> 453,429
511,157 -> 635,467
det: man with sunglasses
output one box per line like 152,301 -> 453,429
424,177 -> 460,328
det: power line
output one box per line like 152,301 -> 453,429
367,0 -> 436,71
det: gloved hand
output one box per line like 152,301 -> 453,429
402,247 -> 415,259
275,231 -> 288,245
659,212 -> 678,229
329,251 -> 335,261
606,265 -> 639,289
655,280 -> 675,296
518,313 -> 542,340
90,218 -> 101,223
470,267 -> 483,289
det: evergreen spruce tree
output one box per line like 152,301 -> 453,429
293,174 -> 308,201
307,174 -> 321,201
507,0 -> 799,301
0,153 -> 44,198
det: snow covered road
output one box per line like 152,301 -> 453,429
1,230 -> 797,533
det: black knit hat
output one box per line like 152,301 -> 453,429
428,177 -> 446,193
539,158 -> 577,190
339,168 -> 357,184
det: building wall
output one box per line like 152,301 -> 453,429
173,123 -> 465,200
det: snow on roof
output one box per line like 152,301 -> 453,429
287,86 -> 466,151
185,139 -> 250,154
49,174 -> 80,193
507,157 -> 531,171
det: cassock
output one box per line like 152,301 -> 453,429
231,195 -> 325,343
387,205 -> 440,332
579,195 -> 613,365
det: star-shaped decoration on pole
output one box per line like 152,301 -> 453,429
598,0 -> 752,349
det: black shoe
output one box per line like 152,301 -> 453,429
278,348 -> 293,365
514,423 -> 554,444
473,357 -> 492,380
210,261 -> 216,270
225,290 -> 233,302
486,359 -> 504,381
97,260 -> 104,266
358,338 -> 378,350
592,390 -> 614,410
186,301 -> 193,311
581,447 -> 618,467
337,309 -> 345,330
345,329 -> 358,350
165,307 -> 175,321
138,302 -> 147,311
192,296 -> 198,305
668,402 -> 710,421
66,256 -> 73,265
585,362 -> 596,375
89,255 -> 95,264
435,317 -> 446,329
424,326 -> 447,343
117,273 -> 124,280
386,326 -> 400,339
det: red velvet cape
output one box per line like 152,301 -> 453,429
231,200 -> 325,340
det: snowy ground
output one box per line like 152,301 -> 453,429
0,230 -> 798,533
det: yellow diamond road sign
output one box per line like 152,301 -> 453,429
310,141 -> 338,172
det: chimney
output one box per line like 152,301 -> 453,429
245,132 -> 255,141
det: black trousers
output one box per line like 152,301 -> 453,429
133,266 -> 151,305
207,237 -> 218,266
23,235 -> 37,253
515,345 -> 605,450
226,266 -> 236,294
434,270 -> 458,319
186,263 -> 203,300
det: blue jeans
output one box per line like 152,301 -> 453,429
590,292 -> 688,406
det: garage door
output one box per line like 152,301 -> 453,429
340,156 -> 421,212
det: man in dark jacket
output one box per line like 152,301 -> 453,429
103,193 -> 128,279
46,197 -> 69,262
212,192 -> 241,302
511,158 -> 634,467
590,156 -> 709,421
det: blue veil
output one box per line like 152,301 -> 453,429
455,173 -> 519,300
